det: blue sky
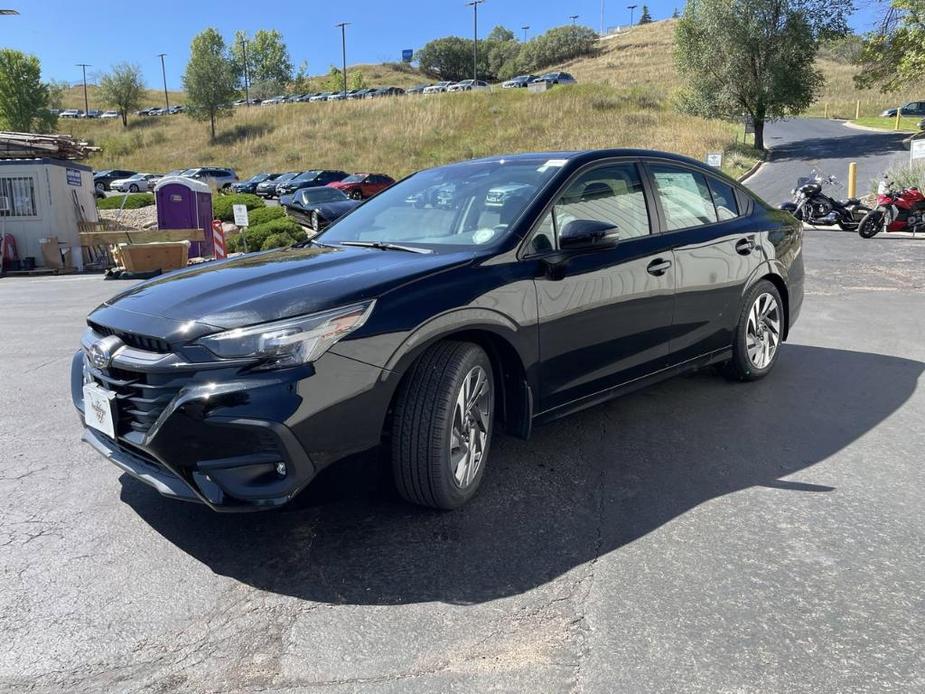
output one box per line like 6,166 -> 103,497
4,0 -> 883,90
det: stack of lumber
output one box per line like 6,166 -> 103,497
0,131 -> 100,160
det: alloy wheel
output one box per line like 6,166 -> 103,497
449,366 -> 491,489
746,293 -> 781,369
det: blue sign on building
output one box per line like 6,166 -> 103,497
66,168 -> 82,186
402,49 -> 414,63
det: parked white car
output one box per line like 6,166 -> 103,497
180,167 -> 239,190
111,173 -> 161,193
59,109 -> 82,118
423,81 -> 455,94
100,111 -> 120,119
447,79 -> 490,92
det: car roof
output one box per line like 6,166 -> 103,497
460,149 -> 716,169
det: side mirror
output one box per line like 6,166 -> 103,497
559,219 -> 619,250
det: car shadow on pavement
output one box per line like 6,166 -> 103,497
121,344 -> 923,605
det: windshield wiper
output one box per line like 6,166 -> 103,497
338,241 -> 432,254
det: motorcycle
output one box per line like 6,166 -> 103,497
779,171 -> 870,231
857,175 -> 925,238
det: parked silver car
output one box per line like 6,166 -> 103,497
181,167 -> 238,190
110,173 -> 161,193
447,80 -> 490,92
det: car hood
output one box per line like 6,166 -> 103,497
98,243 -> 475,330
310,200 -> 360,217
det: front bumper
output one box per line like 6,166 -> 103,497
71,328 -> 392,511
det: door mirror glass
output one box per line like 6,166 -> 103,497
560,219 -> 619,250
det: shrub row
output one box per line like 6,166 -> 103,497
212,193 -> 265,222
226,216 -> 307,253
96,193 -> 155,210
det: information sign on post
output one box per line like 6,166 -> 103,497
706,152 -> 723,168
232,204 -> 249,227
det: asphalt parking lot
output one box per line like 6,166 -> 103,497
2,227 -> 924,693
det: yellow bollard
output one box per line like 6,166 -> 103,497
895,108 -> 901,130
824,103 -> 829,119
848,162 -> 857,199
856,100 -> 861,120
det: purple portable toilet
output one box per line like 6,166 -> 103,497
154,176 -> 213,257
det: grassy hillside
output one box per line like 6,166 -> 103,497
59,85 -> 186,111
58,18 -> 925,180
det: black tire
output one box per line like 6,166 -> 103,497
310,211 -> 320,232
858,210 -> 884,238
128,184 -> 139,192
391,341 -> 494,510
722,280 -> 784,382
95,182 -> 105,193
349,189 -> 363,200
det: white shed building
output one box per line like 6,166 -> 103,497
0,158 -> 98,270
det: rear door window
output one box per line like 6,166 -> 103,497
707,178 -> 739,221
649,165 -> 718,231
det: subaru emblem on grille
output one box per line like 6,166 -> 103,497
88,335 -> 124,370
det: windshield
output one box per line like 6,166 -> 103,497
318,157 -> 564,250
248,173 -> 269,183
303,187 -> 348,204
293,170 -> 321,183
273,173 -> 297,183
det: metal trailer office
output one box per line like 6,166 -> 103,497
0,158 -> 98,270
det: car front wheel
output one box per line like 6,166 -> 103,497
128,184 -> 139,192
391,341 -> 494,510
349,189 -> 363,200
95,182 -> 105,193
723,280 -> 784,381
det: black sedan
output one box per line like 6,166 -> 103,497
502,74 -> 538,88
71,149 -> 803,512
281,186 -> 360,231
275,169 -> 348,196
256,172 -> 298,198
231,172 -> 284,195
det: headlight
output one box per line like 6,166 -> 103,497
197,302 -> 374,369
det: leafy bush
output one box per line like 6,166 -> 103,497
211,193 -> 264,221
227,216 -> 306,253
97,193 -> 155,209
246,206 -> 285,226
872,161 -> 925,194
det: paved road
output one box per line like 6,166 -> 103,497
2,121 -> 924,693
746,118 -> 910,205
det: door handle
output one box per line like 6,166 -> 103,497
735,237 -> 756,255
646,258 -> 672,276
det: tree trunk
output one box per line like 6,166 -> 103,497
121,110 -> 127,127
753,118 -> 765,151
210,112 -> 216,141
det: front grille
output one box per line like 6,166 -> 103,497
88,321 -> 171,353
91,365 -> 190,436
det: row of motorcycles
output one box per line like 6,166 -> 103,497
780,170 -> 925,238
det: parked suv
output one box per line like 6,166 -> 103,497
73,149 -> 803,512
275,169 -> 348,196
327,172 -> 395,199
181,167 -> 238,190
880,101 -> 925,118
532,72 -> 577,86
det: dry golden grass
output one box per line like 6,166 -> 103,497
808,58 -> 925,119
61,84 -> 756,179
60,85 -> 185,111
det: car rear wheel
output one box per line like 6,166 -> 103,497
723,280 -> 784,382
391,341 -> 494,510
349,189 -> 363,200
95,182 -> 105,193
128,184 -> 139,192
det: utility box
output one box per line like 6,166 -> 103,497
154,176 -> 212,257
0,158 -> 97,270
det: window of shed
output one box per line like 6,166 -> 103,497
0,176 -> 37,217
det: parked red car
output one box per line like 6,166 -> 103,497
327,172 -> 395,200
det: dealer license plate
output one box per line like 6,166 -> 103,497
83,383 -> 117,438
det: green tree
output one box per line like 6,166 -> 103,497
349,71 -> 367,90
183,28 -> 238,140
231,29 -> 293,96
0,49 -> 56,132
324,65 -> 345,93
856,1 -> 925,92
487,25 -> 516,42
46,79 -> 69,111
415,36 -> 486,81
639,5 -> 654,23
675,0 -> 848,150
98,63 -> 144,126
290,60 -> 311,93
518,25 -> 599,73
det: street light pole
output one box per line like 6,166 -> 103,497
627,4 -> 637,26
76,64 -> 90,116
521,25 -> 529,42
157,54 -> 169,111
241,39 -> 250,106
336,22 -> 350,99
466,0 -> 485,83
601,0 -> 605,34
569,14 -> 579,25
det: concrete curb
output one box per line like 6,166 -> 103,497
842,120 -> 916,134
737,152 -> 769,183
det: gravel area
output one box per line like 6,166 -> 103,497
97,206 -> 158,230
